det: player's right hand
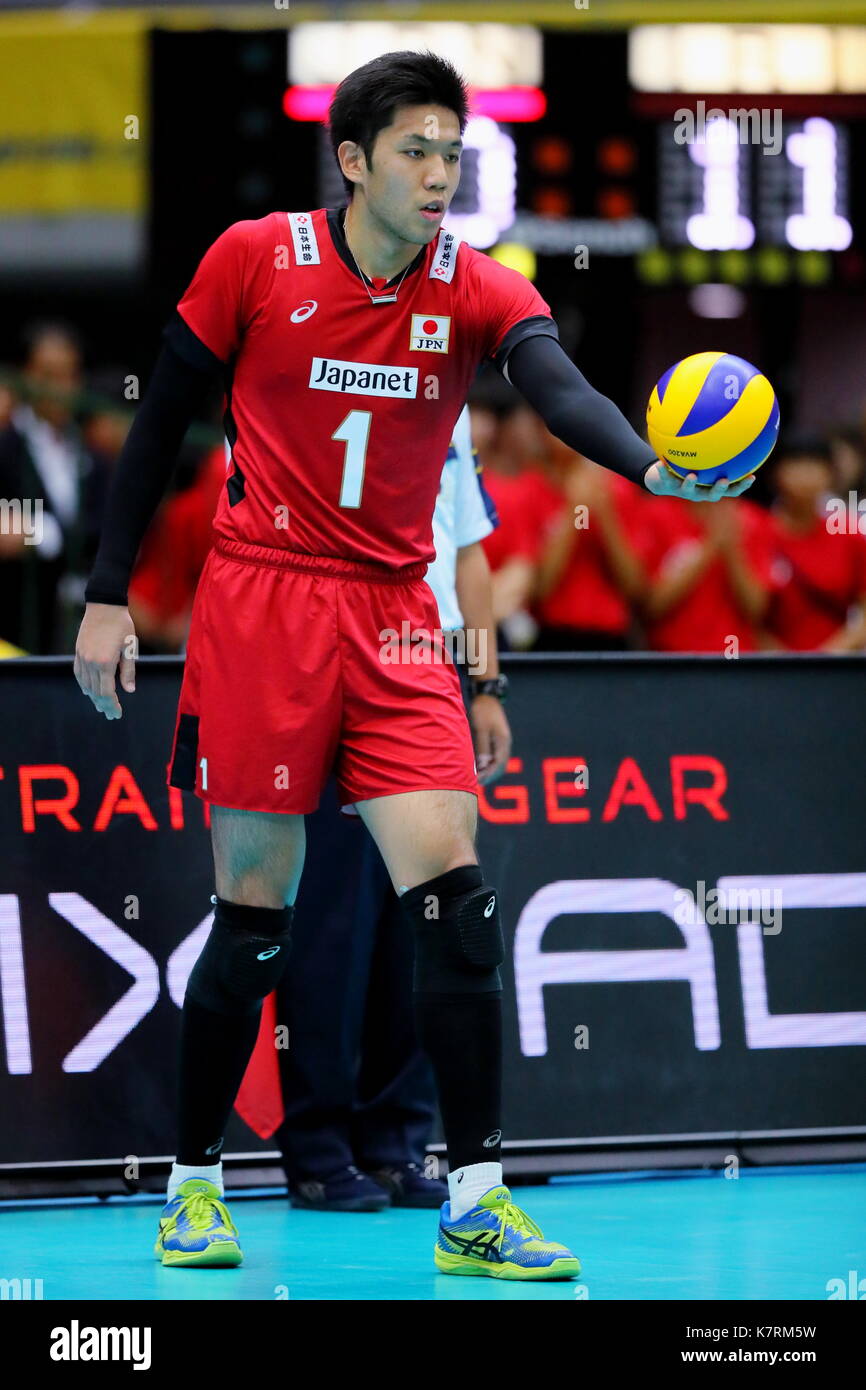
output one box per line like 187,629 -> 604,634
74,603 -> 138,720
644,461 -> 756,501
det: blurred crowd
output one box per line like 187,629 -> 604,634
2,320 -> 866,659
474,391 -> 866,656
0,321 -> 223,658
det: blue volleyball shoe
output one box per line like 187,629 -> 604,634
154,1178 -> 243,1267
434,1184 -> 580,1280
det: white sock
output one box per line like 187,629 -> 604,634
448,1162 -> 503,1220
167,1162 -> 223,1202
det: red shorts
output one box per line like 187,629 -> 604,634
167,537 -> 478,814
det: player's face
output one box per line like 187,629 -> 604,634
365,104 -> 463,245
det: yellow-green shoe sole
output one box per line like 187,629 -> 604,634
154,1238 -> 243,1268
434,1245 -> 581,1280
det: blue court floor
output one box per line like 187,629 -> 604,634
2,1164 -> 864,1300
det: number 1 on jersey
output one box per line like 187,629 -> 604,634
332,410 -> 372,509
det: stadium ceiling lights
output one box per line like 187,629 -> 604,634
629,24 -> 866,94
288,22 -> 542,89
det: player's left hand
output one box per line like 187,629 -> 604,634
644,461 -> 756,501
470,694 -> 512,786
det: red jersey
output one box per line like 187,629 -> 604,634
535,473 -> 649,635
517,469 -> 565,556
767,511 -> 866,649
481,468 -> 561,570
174,209 -> 555,572
130,446 -> 226,618
639,498 -> 775,653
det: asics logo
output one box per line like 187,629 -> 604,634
290,299 -> 318,323
205,1140 -> 224,1156
482,1129 -> 502,1148
257,946 -> 281,960
453,1232 -> 503,1262
483,897 -> 496,918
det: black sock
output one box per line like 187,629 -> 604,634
413,990 -> 503,1170
176,897 -> 291,1168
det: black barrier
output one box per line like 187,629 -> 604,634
0,655 -> 864,1169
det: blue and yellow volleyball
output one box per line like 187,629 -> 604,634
646,351 -> 780,485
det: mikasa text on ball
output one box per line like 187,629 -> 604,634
646,351 -> 780,485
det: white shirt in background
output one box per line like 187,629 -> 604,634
425,404 -> 496,632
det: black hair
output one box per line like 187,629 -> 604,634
771,433 -> 834,468
328,50 -> 470,201
20,319 -> 84,366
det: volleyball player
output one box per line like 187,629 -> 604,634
75,51 -> 752,1279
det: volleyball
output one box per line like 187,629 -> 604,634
646,351 -> 780,485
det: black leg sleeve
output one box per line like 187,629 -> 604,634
413,993 -> 503,1171
176,998 -> 262,1168
402,867 -> 504,1170
176,898 -> 292,1168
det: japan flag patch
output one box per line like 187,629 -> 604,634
410,314 -> 451,353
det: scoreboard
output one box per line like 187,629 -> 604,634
512,32 -> 862,278
150,22 -> 866,314
294,26 -> 862,288
658,114 -> 851,251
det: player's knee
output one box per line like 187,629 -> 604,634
186,896 -> 294,1016
400,865 -> 503,994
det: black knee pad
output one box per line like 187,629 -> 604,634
401,865 -> 504,994
186,896 -> 294,1017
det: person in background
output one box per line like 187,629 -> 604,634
0,379 -> 15,432
827,422 -> 866,504
0,376 -> 21,654
0,322 -> 106,652
81,372 -> 133,479
640,494 -> 774,653
466,397 -> 497,461
127,442 -> 225,653
478,403 -> 551,646
532,431 -> 648,651
763,437 -> 866,652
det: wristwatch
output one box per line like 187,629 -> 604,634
470,674 -> 509,703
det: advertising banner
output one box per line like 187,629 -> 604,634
1,655 -> 863,1167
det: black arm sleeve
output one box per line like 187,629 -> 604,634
84,320 -> 223,606
504,333 -> 658,488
